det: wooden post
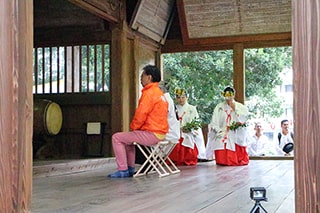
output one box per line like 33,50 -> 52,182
0,0 -> 33,212
111,28 -> 129,135
110,24 -> 159,153
233,43 -> 245,104
293,0 -> 320,212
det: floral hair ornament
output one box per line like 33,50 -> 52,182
221,90 -> 235,97
175,88 -> 187,96
221,86 -> 235,97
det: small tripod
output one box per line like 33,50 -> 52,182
249,200 -> 268,213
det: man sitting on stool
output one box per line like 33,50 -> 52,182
135,81 -> 180,167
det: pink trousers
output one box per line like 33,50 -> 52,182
112,130 -> 159,170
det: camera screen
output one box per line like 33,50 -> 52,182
253,191 -> 264,198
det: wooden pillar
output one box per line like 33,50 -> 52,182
293,1 -> 320,212
0,0 -> 33,212
233,43 -> 245,104
111,26 -> 159,137
111,27 -> 135,136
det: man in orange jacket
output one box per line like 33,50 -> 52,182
108,65 -> 169,178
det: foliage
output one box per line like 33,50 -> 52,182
162,47 -> 292,124
244,48 -> 291,120
163,50 -> 233,123
228,121 -> 247,131
182,118 -> 203,132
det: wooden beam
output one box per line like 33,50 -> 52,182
161,36 -> 291,53
176,0 -> 189,44
161,39 -> 234,53
233,43 -> 245,104
34,27 -> 111,47
68,0 -> 121,23
181,32 -> 291,46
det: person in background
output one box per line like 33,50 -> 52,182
247,122 -> 269,156
169,89 -> 207,165
108,65 -> 168,178
159,81 -> 180,142
135,81 -> 180,165
275,119 -> 294,156
206,86 -> 249,166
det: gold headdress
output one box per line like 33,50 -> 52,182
175,88 -> 186,96
221,87 -> 235,97
221,90 -> 235,97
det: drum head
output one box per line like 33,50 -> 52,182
45,102 -> 63,135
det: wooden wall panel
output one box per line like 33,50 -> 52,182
293,0 -> 320,212
33,94 -> 112,158
0,0 -> 33,212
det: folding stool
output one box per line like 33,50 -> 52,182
133,141 -> 180,177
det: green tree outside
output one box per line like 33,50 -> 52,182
162,47 -> 292,124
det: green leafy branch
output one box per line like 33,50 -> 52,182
228,121 -> 247,131
182,118 -> 203,132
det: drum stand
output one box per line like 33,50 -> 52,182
249,200 -> 268,213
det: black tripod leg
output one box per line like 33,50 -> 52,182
250,203 -> 268,213
258,204 -> 268,213
249,204 -> 260,213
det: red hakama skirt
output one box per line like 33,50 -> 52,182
214,143 -> 249,166
169,137 -> 198,166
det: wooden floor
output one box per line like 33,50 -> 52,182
31,159 -> 294,213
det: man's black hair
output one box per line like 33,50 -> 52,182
281,119 -> 289,125
143,65 -> 161,82
278,119 -> 294,144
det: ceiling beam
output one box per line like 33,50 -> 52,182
34,27 -> 111,47
68,0 -> 121,23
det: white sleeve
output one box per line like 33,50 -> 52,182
209,103 -> 224,133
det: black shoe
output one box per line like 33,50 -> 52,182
197,158 -> 212,162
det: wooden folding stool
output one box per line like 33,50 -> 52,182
133,141 -> 180,178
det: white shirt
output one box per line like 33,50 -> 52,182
247,134 -> 269,156
275,132 -> 294,155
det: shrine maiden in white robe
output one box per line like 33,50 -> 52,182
177,102 -> 207,159
205,101 -> 248,159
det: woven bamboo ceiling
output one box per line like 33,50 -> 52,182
34,0 -> 292,50
180,0 -> 291,38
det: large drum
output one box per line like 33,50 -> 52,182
33,99 -> 63,136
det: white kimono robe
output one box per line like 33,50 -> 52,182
206,101 -> 248,159
176,102 -> 206,159
164,93 -> 180,142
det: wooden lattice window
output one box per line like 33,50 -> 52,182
33,44 -> 110,94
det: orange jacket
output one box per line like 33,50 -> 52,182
130,82 -> 169,135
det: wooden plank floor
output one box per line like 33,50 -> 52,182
31,160 -> 294,213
